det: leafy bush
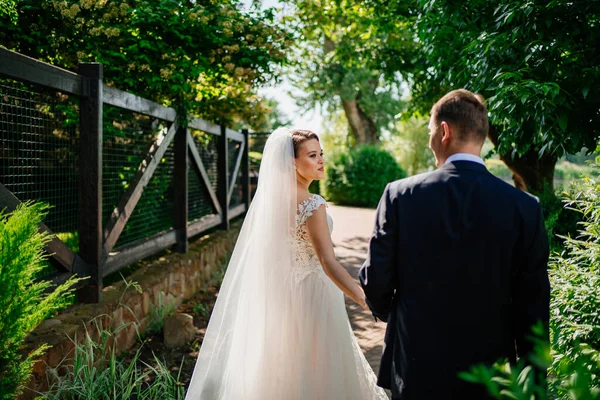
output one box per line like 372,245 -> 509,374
553,177 -> 600,355
249,151 -> 263,174
308,180 -> 322,196
42,319 -> 184,400
460,173 -> 600,399
0,202 -> 80,399
322,145 -> 406,208
538,184 -> 582,253
461,342 -> 600,399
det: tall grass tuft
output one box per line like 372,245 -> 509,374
41,318 -> 184,400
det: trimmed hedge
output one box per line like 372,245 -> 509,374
322,145 -> 406,208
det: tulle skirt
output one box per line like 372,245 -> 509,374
288,270 -> 388,400
188,268 -> 387,400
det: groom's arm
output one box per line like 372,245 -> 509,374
359,183 -> 398,322
513,202 -> 550,362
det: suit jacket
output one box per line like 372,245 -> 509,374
359,161 -> 550,399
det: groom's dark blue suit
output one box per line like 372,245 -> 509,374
359,160 -> 550,399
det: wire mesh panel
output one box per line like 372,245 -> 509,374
115,140 -> 175,248
228,138 -> 243,208
188,129 -> 219,222
102,105 -> 175,249
0,79 -> 80,251
188,158 -> 217,222
191,129 -> 218,191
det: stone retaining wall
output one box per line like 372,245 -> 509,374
21,221 -> 242,399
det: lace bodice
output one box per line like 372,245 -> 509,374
292,194 -> 333,283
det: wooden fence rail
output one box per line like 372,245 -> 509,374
0,47 -> 250,303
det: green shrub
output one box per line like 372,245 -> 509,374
0,202 -> 80,399
461,342 -> 600,399
322,145 -> 406,208
249,151 -> 262,173
308,180 -> 322,196
460,173 -> 600,399
537,184 -> 582,253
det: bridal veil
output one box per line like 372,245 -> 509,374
185,127 -> 299,399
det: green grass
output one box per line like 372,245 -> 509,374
147,292 -> 178,334
485,158 -> 597,188
191,302 -> 210,319
554,161 -> 596,183
41,319 -> 184,400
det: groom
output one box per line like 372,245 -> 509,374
359,89 -> 550,399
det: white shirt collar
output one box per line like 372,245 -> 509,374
444,153 -> 485,166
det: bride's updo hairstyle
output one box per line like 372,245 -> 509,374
291,129 -> 319,158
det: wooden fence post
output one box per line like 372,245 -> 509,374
217,124 -> 230,230
173,122 -> 189,253
241,128 -> 250,211
78,63 -> 103,303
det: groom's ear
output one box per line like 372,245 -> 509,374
440,121 -> 453,143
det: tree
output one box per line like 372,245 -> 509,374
0,0 -> 290,127
410,0 -> 600,192
384,117 -> 435,176
244,97 -> 293,132
283,0 -> 415,144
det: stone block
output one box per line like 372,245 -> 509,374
163,313 -> 199,348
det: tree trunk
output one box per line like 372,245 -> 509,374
324,35 -> 379,145
341,98 -> 379,145
488,125 -> 557,193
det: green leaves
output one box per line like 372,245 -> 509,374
411,0 -> 600,166
0,0 -> 291,128
0,0 -> 19,24
557,114 -> 568,132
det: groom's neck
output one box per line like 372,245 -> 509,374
446,143 -> 483,159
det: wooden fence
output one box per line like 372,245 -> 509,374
0,48 -> 250,303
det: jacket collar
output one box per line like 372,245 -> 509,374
440,160 -> 490,174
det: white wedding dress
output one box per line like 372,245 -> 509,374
185,128 -> 387,400
291,194 -> 388,399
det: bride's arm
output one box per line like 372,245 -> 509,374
305,205 -> 367,309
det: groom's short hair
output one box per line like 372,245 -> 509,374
431,89 -> 488,143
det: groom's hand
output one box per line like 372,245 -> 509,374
359,183 -> 398,323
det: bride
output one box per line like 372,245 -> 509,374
185,128 -> 387,399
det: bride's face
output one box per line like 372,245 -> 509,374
295,139 -> 325,181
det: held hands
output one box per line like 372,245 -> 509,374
354,285 -> 369,311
